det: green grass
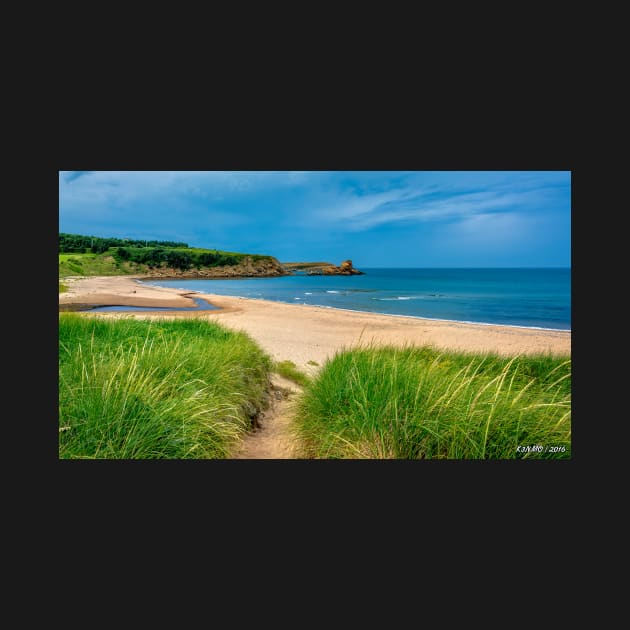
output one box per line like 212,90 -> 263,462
58,247 -> 273,279
59,253 -> 97,262
274,360 -> 311,387
59,314 -> 272,459
59,282 -> 68,293
59,251 -> 143,277
294,345 -> 571,459
182,247 -> 270,260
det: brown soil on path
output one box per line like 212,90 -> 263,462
232,374 -> 303,459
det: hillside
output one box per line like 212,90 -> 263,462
58,233 -> 286,279
58,234 -> 363,280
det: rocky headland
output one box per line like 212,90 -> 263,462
283,260 -> 364,276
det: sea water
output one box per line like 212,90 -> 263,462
144,268 -> 571,331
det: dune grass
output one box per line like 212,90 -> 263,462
274,360 -> 311,387
294,345 -> 571,459
58,252 -> 143,277
59,314 -> 272,459
58,252 -> 95,261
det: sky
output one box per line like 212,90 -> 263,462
58,171 -> 571,267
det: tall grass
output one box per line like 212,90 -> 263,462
58,253 -> 142,277
294,345 -> 571,459
274,360 -> 311,387
59,314 -> 272,458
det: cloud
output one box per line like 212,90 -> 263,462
439,207 -> 569,264
63,171 -> 93,183
448,211 -> 535,243
310,189 -> 507,232
312,189 -> 410,223
309,173 -> 569,232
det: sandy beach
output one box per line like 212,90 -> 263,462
60,275 -> 571,373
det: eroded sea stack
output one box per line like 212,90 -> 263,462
307,260 -> 364,276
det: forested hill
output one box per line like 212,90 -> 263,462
58,233 -> 286,278
59,233 -> 188,253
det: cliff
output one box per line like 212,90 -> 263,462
140,256 -> 287,278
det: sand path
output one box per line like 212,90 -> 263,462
232,374 -> 302,459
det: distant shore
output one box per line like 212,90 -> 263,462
59,275 -> 571,372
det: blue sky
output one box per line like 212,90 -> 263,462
58,171 -> 571,267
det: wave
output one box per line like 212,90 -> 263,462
374,296 -> 421,301
372,294 -> 446,301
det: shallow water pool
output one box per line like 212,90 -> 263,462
87,296 -> 218,312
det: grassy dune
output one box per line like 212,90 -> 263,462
59,314 -> 272,459
58,253 -> 143,277
294,345 -> 571,459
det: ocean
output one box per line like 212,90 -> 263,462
144,268 -> 571,331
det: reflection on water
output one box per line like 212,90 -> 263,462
87,296 -> 217,312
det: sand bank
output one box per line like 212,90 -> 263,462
59,275 -> 571,374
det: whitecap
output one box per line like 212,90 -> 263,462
373,295 -> 429,301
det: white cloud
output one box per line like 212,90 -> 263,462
60,171 -> 317,204
308,188 -> 523,232
442,211 -> 541,251
312,190 -> 409,224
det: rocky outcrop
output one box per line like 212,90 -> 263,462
307,259 -> 364,276
140,256 -> 287,279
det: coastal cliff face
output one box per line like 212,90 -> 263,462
305,260 -> 364,276
140,256 -> 287,278
132,257 -> 364,279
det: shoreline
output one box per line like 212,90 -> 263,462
59,276 -> 571,370
137,278 -> 571,333
178,290 -> 571,333
62,274 -> 571,333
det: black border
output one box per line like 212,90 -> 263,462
44,119 -> 579,526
